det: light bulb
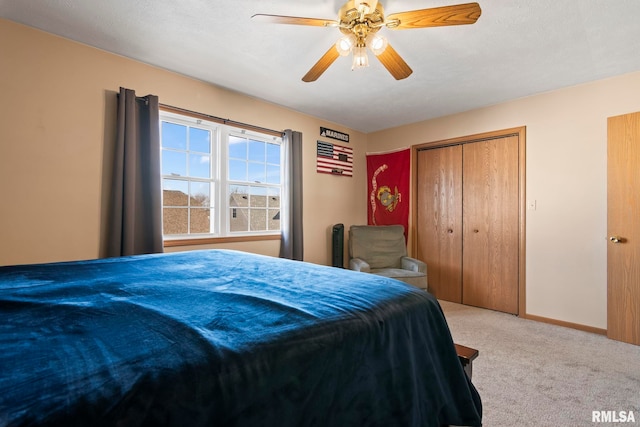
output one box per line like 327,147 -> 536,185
351,46 -> 369,69
335,34 -> 356,56
366,33 -> 388,55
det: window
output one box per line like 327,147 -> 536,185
160,111 -> 282,241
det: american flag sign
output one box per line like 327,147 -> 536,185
317,141 -> 353,176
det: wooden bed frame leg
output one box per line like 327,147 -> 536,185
454,343 -> 479,380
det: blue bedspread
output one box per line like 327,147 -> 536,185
0,250 -> 481,426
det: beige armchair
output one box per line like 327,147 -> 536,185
348,225 -> 428,290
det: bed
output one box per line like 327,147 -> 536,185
0,249 -> 481,426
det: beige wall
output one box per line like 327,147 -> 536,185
368,71 -> 640,330
0,19 -> 367,266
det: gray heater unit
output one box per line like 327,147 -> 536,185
331,223 -> 344,268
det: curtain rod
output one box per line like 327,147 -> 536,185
158,103 -> 284,138
129,93 -> 283,137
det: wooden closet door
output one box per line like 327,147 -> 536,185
462,136 -> 519,314
607,112 -> 640,345
416,146 -> 463,302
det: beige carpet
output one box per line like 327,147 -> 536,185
439,300 -> 640,427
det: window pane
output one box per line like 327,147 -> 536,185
229,136 -> 247,159
189,154 -> 210,178
266,164 -> 280,184
163,179 -> 189,206
267,143 -> 280,165
162,150 -> 187,176
190,208 -> 212,234
267,187 -> 280,208
229,159 -> 247,181
190,128 -> 210,153
248,186 -> 267,207
190,182 -> 210,207
249,209 -> 267,231
268,209 -> 280,230
162,122 -> 187,150
229,186 -> 249,207
163,208 -> 188,234
248,140 -> 265,162
230,208 -> 249,232
248,162 -> 266,183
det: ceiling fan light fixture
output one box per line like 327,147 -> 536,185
351,45 -> 369,69
253,1 -> 482,82
366,33 -> 388,55
336,34 -> 356,56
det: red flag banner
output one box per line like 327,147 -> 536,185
366,148 -> 411,235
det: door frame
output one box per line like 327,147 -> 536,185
411,126 -> 527,316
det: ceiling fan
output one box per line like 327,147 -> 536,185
252,1 -> 481,82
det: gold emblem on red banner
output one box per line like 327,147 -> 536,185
370,164 -> 402,224
377,185 -> 400,212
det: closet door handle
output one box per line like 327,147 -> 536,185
473,229 -> 479,233
447,229 -> 454,234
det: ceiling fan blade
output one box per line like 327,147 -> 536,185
251,14 -> 338,27
386,2 -> 481,29
302,45 -> 341,82
375,44 -> 413,80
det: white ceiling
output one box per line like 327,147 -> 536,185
2,0 -> 640,133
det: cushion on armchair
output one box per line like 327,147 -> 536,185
348,225 -> 428,290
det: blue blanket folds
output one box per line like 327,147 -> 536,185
0,249 -> 481,426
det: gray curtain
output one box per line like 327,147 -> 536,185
107,87 -> 163,257
280,130 -> 304,260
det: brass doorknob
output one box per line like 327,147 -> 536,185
609,236 -> 623,243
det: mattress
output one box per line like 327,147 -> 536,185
0,249 -> 481,426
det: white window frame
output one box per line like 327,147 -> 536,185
160,110 -> 283,242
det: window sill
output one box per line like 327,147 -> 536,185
163,234 -> 281,248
